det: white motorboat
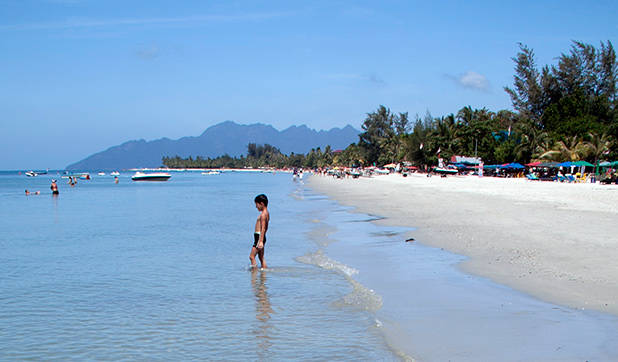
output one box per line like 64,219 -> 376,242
98,172 -> 106,176
132,172 -> 171,181
110,171 -> 120,176
25,171 -> 37,177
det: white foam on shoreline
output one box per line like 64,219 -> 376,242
295,250 -> 358,277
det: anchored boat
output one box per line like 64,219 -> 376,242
131,172 -> 171,181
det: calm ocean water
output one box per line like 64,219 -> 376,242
0,171 -> 397,360
3,171 -> 618,361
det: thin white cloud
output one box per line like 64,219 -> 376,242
324,72 -> 387,86
0,12 -> 291,31
447,71 -> 490,91
135,45 -> 160,60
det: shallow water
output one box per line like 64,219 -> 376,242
0,172 -> 396,360
4,171 -> 618,361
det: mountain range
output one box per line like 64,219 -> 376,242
66,121 -> 360,170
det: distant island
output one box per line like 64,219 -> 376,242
65,121 -> 360,170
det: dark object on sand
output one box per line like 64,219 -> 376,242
405,238 -> 415,242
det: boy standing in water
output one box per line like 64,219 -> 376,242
250,194 -> 269,269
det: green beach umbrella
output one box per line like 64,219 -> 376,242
572,160 -> 594,167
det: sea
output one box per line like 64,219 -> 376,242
2,170 -> 618,361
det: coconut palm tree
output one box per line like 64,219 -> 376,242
431,114 -> 461,158
539,136 -> 587,161
515,120 -> 549,161
583,132 -> 613,168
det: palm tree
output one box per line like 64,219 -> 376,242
583,132 -> 613,172
539,136 -> 587,161
432,114 -> 461,158
515,120 -> 549,161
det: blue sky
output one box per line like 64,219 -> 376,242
1,0 -> 617,169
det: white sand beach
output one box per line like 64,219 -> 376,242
308,173 -> 618,316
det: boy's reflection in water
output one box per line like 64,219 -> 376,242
251,268 -> 273,355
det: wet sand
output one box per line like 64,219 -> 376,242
308,173 -> 618,316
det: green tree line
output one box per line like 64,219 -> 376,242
162,143 -> 336,169
164,40 -> 617,169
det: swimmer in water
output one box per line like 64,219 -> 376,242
50,179 -> 59,195
250,194 -> 269,269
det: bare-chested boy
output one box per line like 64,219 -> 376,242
250,194 -> 269,269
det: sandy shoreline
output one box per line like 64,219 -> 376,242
307,173 -> 618,316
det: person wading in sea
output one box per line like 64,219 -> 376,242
50,179 -> 59,195
250,194 -> 269,269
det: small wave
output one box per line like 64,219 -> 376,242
296,250 -> 383,312
333,277 -> 383,312
295,250 -> 358,277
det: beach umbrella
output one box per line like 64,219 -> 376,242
572,161 -> 594,167
598,161 -> 611,167
526,161 -> 542,167
508,162 -> 525,169
557,161 -> 573,167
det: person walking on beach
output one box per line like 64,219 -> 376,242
250,194 -> 269,269
50,179 -> 59,195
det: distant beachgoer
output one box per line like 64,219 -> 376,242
114,176 -> 119,184
250,194 -> 269,269
25,189 -> 30,195
50,180 -> 59,195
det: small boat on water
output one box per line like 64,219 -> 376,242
131,172 -> 171,181
110,171 -> 120,176
202,171 -> 220,175
98,172 -> 106,176
80,173 -> 91,180
25,171 -> 37,177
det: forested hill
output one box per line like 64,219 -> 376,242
65,121 -> 360,170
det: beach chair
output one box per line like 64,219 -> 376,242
525,173 -> 539,181
566,175 -> 576,183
